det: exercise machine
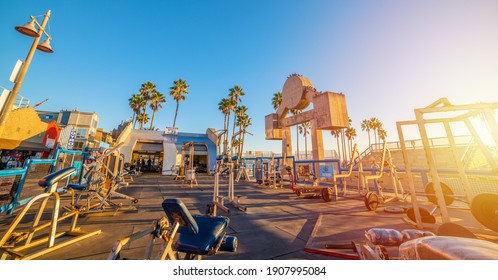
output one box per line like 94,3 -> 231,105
207,154 -> 247,216
363,141 -> 406,211
179,141 -> 198,188
63,143 -> 139,215
0,167 -> 101,260
108,198 -> 237,260
254,155 -> 282,188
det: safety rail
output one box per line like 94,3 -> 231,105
0,149 -> 87,215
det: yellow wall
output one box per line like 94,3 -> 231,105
0,107 -> 47,143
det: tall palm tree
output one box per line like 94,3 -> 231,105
170,78 -> 189,129
128,93 -> 143,129
378,128 -> 388,142
272,91 -> 282,110
139,81 -> 156,116
149,90 -> 166,130
361,119 -> 372,149
229,85 -> 245,137
299,122 -> 311,159
136,112 -> 149,130
345,127 -> 357,161
331,129 -> 341,160
369,117 -> 382,149
238,116 -> 252,160
218,98 -> 235,154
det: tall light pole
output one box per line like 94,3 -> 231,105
0,10 -> 54,129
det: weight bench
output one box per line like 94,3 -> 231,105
108,198 -> 237,260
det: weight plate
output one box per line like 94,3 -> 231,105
424,182 -> 454,206
364,192 -> 379,211
437,222 -> 477,238
406,207 -> 436,224
471,193 -> 498,232
322,187 -> 333,202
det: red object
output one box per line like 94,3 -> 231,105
41,121 -> 60,158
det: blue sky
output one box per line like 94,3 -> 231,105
1,0 -> 497,153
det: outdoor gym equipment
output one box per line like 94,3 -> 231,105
63,143 -> 138,215
363,141 -> 406,211
108,198 -> 237,260
288,157 -> 346,202
254,155 -> 283,188
330,144 -> 365,200
396,98 -> 498,231
0,167 -> 101,260
265,74 -> 349,181
179,141 -> 198,188
207,154 -> 247,216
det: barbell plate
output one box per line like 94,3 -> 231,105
437,222 -> 477,238
424,182 -> 455,206
364,192 -> 379,211
471,193 -> 498,232
406,207 -> 436,224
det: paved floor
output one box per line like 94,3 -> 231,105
1,173 -> 496,260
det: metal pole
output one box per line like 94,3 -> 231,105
0,10 -> 51,129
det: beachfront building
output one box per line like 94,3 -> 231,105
115,123 -> 218,175
37,109 -> 100,150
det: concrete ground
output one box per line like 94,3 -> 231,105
0,173 -> 496,260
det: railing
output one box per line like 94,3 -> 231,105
0,149 -> 87,215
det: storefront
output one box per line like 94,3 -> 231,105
116,125 -> 218,175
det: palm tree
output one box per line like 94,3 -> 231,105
299,122 -> 311,159
369,117 -> 382,149
136,112 -> 149,129
170,78 -> 189,129
331,129 -> 341,160
237,116 -> 252,160
128,93 -> 143,129
139,81 -> 156,116
218,98 -> 235,154
345,127 -> 357,161
272,91 -> 282,110
149,90 -> 166,130
229,85 -> 245,137
361,119 -> 372,149
381,129 -> 387,141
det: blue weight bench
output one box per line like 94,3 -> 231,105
108,198 -> 237,260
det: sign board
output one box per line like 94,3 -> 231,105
9,60 -> 23,83
165,127 -> 178,135
67,129 -> 76,150
319,164 -> 334,179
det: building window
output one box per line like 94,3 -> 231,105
76,128 -> 87,139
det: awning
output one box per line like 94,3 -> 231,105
0,139 -> 50,152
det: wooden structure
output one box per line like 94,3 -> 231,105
265,74 -> 349,178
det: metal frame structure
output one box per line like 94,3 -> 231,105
396,98 -> 498,229
0,167 -> 101,260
